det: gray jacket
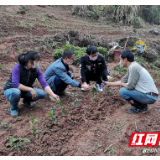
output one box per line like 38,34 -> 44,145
44,58 -> 80,91
121,61 -> 159,94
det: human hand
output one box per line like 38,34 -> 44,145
30,88 -> 38,99
81,83 -> 92,91
107,76 -> 114,82
52,94 -> 60,101
101,81 -> 111,88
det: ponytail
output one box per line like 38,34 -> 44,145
18,51 -> 40,66
18,53 -> 26,65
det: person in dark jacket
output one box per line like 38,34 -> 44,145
79,46 -> 113,92
4,51 -> 59,116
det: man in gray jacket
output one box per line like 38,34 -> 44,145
103,50 -> 159,113
44,50 -> 91,99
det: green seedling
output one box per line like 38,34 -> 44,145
17,117 -> 22,121
71,92 -> 78,97
72,99 -> 81,108
18,9 -> 26,14
18,49 -> 23,53
52,42 -> 57,48
35,47 -> 39,51
106,87 -> 112,96
90,88 -> 99,101
3,50 -> 7,57
47,110 -> 57,124
0,63 -> 2,70
29,116 -> 39,135
0,122 -> 8,128
61,106 -> 68,115
7,136 -> 30,150
57,99 -> 63,106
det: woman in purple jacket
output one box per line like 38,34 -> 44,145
4,51 -> 59,116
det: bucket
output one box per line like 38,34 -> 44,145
114,49 -> 123,62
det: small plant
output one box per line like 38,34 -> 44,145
135,56 -> 145,62
72,99 -> 82,108
35,47 -> 39,51
18,9 -> 26,14
106,87 -> 112,96
47,110 -> 57,124
7,136 -> 30,150
108,145 -> 115,154
18,49 -> 23,53
17,117 -> 22,121
90,88 -> 99,101
0,122 -> 8,128
0,63 -> 2,70
61,107 -> 68,115
29,116 -> 39,135
57,99 -> 63,106
114,66 -> 127,73
2,50 -> 7,57
52,42 -> 57,48
71,92 -> 78,97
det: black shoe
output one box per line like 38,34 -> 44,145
128,106 -> 148,113
23,99 -> 34,108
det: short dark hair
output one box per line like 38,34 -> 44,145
18,51 -> 40,65
62,50 -> 75,59
86,46 -> 97,55
120,50 -> 134,62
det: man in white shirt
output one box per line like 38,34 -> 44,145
103,50 -> 159,113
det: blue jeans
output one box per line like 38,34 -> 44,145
119,87 -> 158,104
4,88 -> 46,110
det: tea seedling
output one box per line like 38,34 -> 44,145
90,88 -> 99,101
72,99 -> 81,108
29,116 -> 39,135
61,106 -> 68,115
47,110 -> 57,124
57,99 -> 63,106
106,87 -> 112,96
0,122 -> 9,129
0,63 -> 2,70
7,136 -> 30,150
3,50 -> 7,57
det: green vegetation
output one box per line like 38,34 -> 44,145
72,99 -> 82,108
135,56 -> 145,62
7,136 -> 30,150
47,110 -> 57,124
18,9 -> 26,14
29,116 -> 39,135
57,99 -> 63,106
0,63 -> 2,70
114,66 -> 127,73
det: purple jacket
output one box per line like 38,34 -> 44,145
12,64 -> 48,89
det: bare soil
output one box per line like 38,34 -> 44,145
0,5 -> 160,156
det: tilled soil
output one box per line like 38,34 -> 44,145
0,5 -> 160,156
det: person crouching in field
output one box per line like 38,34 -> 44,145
103,50 -> 159,113
4,51 -> 59,116
79,46 -> 113,92
44,50 -> 91,101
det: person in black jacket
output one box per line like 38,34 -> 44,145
79,46 -> 113,92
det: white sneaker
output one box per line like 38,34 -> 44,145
94,83 -> 103,92
81,84 -> 90,92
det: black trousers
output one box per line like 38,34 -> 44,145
54,73 -> 74,95
83,70 -> 108,85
